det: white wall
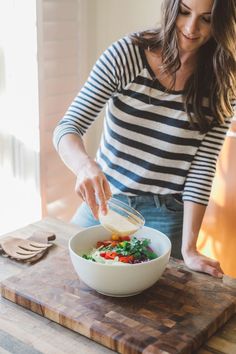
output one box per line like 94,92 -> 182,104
94,0 -> 162,56
0,0 -> 41,234
84,0 -> 163,157
37,0 -> 87,221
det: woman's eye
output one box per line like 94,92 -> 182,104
179,9 -> 190,15
202,16 -> 211,23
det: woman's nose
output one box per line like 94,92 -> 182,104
185,17 -> 199,36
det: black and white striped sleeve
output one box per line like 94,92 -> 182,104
183,118 -> 231,205
53,37 -> 136,150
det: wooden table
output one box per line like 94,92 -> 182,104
0,217 -> 235,354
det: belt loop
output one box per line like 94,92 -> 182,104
154,195 -> 161,208
127,196 -> 133,208
129,196 -> 138,210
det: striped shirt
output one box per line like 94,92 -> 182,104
53,36 -> 232,205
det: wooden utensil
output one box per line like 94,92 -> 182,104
0,238 -> 52,260
0,231 -> 56,263
25,231 -> 56,263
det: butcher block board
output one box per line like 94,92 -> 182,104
1,248 -> 236,354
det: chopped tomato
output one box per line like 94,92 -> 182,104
96,241 -> 104,248
111,235 -> 131,242
100,252 -> 107,257
119,255 -> 134,263
96,240 -> 112,248
104,251 -> 118,260
120,235 -> 131,241
103,240 -> 113,246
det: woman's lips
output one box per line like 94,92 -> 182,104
182,32 -> 199,41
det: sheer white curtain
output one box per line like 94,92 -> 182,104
0,0 -> 41,234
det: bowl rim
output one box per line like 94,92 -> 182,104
69,225 -> 171,268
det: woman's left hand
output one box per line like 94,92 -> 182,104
182,249 -> 224,278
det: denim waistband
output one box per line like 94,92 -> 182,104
112,193 -> 183,209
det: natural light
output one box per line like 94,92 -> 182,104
0,0 -> 41,235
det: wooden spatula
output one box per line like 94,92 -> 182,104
0,231 -> 56,263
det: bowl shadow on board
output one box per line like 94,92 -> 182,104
69,225 -> 171,298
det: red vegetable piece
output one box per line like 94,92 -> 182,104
97,240 -> 112,248
96,241 -> 104,248
118,256 -> 128,263
120,236 -> 130,241
119,255 -> 134,263
104,251 -> 118,260
103,240 -> 112,246
128,255 -> 134,262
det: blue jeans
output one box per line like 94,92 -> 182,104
71,194 -> 183,259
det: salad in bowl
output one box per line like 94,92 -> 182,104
83,234 -> 158,264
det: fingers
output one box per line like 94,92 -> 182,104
201,263 -> 223,278
98,179 -> 112,215
208,259 -> 224,273
183,251 -> 224,278
75,171 -> 111,220
103,179 -> 112,200
78,185 -> 86,201
204,259 -> 224,278
92,178 -> 106,215
84,183 -> 99,220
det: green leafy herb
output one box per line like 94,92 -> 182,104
83,237 -> 158,264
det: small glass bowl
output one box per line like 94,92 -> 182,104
98,197 -> 145,236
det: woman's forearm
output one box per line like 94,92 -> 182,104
57,133 -> 111,218
181,201 -> 223,277
181,201 -> 206,256
57,133 -> 92,176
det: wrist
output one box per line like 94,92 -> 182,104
74,156 -> 94,175
181,245 -> 197,258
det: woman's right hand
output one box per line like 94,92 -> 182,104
75,158 -> 112,219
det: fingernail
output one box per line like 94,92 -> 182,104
217,272 -> 223,278
101,208 -> 107,215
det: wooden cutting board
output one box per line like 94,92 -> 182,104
1,248 -> 236,354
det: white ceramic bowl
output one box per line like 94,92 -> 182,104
69,225 -> 171,297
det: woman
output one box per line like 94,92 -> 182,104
53,0 -> 236,277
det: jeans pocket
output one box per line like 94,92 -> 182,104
71,202 -> 100,227
164,194 -> 183,213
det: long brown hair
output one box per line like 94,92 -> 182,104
130,0 -> 236,133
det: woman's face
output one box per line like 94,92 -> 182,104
175,0 -> 214,53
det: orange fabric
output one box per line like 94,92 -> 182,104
198,136 -> 236,277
